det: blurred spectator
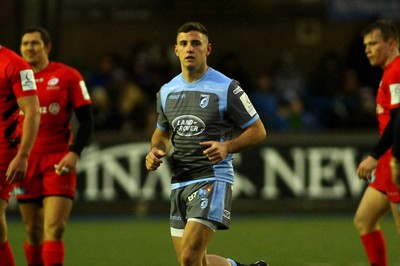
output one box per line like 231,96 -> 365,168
86,53 -> 127,91
86,51 -> 151,133
216,51 -> 253,90
270,50 -> 307,105
85,53 -> 129,131
306,51 -> 345,129
127,41 -> 170,102
248,73 -> 287,131
268,51 -> 318,131
118,81 -> 149,134
334,68 -> 376,129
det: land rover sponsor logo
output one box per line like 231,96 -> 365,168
172,115 -> 205,136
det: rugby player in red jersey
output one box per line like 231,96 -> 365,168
355,19 -> 400,266
16,27 -> 93,266
0,45 -> 40,266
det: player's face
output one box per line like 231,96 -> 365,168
175,31 -> 211,71
20,32 -> 50,67
363,29 -> 392,68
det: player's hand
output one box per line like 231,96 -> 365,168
390,157 -> 400,190
145,148 -> 166,171
200,141 -> 228,163
357,155 -> 377,182
55,151 -> 79,175
6,155 -> 28,184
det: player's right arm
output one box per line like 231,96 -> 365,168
6,95 -> 40,184
145,128 -> 172,171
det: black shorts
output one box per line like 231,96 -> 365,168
170,180 -> 232,235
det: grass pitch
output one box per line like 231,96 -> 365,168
7,214 -> 398,266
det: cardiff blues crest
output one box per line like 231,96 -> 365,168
199,94 -> 210,108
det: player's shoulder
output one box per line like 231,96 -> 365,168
50,61 -> 79,72
384,57 -> 400,82
160,73 -> 182,91
49,61 -> 83,78
0,47 -> 30,69
204,67 -> 235,92
207,67 -> 232,83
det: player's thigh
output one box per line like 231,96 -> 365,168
181,220 -> 214,253
18,202 -> 43,226
172,236 -> 182,260
355,186 -> 390,224
43,196 -> 73,226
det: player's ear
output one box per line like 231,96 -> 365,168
206,43 -> 212,56
174,44 -> 179,57
46,42 -> 52,54
389,38 -> 398,50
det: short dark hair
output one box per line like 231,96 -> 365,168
177,22 -> 209,40
22,26 -> 52,45
362,19 -> 399,43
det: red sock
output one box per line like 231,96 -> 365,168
0,240 -> 15,266
42,241 -> 64,266
361,230 -> 387,266
24,241 -> 44,266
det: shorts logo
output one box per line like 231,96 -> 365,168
187,191 -> 198,202
199,94 -> 210,108
170,215 -> 182,221
223,209 -> 231,219
200,198 -> 208,209
198,185 -> 212,197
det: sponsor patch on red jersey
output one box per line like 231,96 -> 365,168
20,69 -> 37,91
390,83 -> 400,105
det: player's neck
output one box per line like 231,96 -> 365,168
182,65 -> 208,83
32,59 -> 50,73
383,52 -> 399,68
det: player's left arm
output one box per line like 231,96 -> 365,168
201,119 -> 266,163
56,104 -> 94,175
201,81 -> 266,163
6,95 -> 40,183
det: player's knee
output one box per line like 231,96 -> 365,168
25,223 -> 43,244
180,247 -> 203,266
353,214 -> 369,233
353,214 -> 362,230
45,221 -> 66,240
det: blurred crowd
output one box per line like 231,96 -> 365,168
84,41 -> 381,137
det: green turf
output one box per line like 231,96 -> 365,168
7,214 -> 399,265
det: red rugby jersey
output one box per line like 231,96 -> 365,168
376,56 -> 400,135
20,61 -> 91,153
0,47 -> 37,152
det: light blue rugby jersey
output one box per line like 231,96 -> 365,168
156,67 -> 259,189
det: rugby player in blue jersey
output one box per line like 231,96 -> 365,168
145,22 -> 267,266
